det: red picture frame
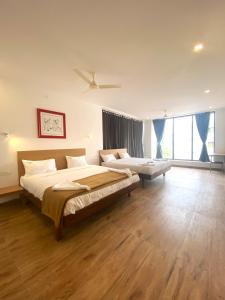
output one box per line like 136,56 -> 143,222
37,108 -> 66,138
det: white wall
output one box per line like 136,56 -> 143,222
0,83 -> 103,197
143,119 -> 151,158
215,107 -> 225,153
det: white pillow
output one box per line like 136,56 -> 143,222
66,155 -> 88,168
101,154 -> 116,162
22,159 -> 57,176
119,152 -> 130,159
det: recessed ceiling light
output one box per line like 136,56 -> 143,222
204,89 -> 211,94
194,43 -> 204,52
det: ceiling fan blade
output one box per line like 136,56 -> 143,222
74,69 -> 92,84
87,71 -> 95,81
98,84 -> 121,89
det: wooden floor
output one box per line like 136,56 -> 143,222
0,167 -> 225,300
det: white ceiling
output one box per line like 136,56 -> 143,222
1,0 -> 225,119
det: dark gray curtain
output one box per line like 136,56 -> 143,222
195,112 -> 210,162
102,110 -> 144,157
152,119 -> 165,158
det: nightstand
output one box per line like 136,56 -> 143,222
0,185 -> 23,199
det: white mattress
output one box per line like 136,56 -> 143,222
20,165 -> 139,216
102,158 -> 171,176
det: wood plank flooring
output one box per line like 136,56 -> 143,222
0,167 -> 225,300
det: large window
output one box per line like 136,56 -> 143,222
152,112 -> 215,160
174,116 -> 192,160
161,119 -> 173,159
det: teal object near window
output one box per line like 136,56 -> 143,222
153,119 -> 165,158
195,112 -> 210,162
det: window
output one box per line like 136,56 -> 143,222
207,112 -> 215,156
174,116 -> 192,160
152,112 -> 215,160
161,118 -> 173,159
193,118 -> 203,160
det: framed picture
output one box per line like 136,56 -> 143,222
37,108 -> 66,138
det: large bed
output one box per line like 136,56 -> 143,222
18,148 -> 139,240
99,149 -> 171,186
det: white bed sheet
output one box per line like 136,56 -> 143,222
20,165 -> 139,216
101,158 -> 171,175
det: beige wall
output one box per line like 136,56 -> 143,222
0,84 -> 103,193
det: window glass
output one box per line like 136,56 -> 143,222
193,118 -> 202,160
174,116 -> 192,160
152,112 -> 215,161
151,123 -> 157,158
207,112 -> 215,155
161,119 -> 173,159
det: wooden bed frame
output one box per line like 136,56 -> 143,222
17,148 -> 139,240
99,148 -> 171,187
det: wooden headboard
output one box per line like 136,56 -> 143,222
99,148 -> 127,164
17,148 -> 86,179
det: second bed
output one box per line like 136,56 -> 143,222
99,149 -> 171,186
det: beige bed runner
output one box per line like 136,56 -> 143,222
42,171 -> 135,227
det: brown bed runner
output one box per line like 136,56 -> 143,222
42,171 -> 134,227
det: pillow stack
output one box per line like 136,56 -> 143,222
101,154 -> 117,162
66,155 -> 88,168
119,152 -> 130,159
22,159 -> 57,176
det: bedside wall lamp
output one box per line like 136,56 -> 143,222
84,134 -> 93,140
0,132 -> 9,137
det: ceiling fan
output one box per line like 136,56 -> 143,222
74,69 -> 121,91
163,109 -> 168,118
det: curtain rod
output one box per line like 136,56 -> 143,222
102,109 -> 142,122
152,110 -> 215,121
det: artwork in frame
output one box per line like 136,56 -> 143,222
37,108 -> 66,138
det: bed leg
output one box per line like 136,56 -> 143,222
163,172 -> 166,177
20,193 -> 29,206
141,177 -> 145,188
128,192 -> 131,197
54,225 -> 63,241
